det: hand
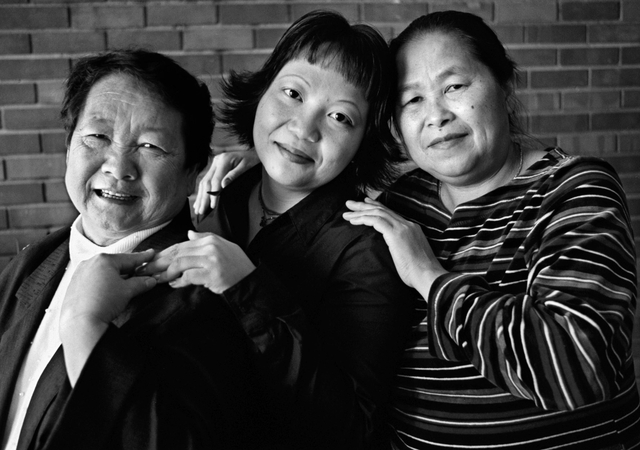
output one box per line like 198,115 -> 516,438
193,149 -> 260,216
343,197 -> 447,298
141,231 -> 256,294
60,250 -> 157,385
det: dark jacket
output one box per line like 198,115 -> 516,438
0,205 -> 267,450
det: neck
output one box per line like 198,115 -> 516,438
259,170 -> 310,214
439,142 -> 522,211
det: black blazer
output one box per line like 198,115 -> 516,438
0,205 -> 268,450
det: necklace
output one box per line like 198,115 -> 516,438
437,144 -> 523,201
258,183 -> 281,227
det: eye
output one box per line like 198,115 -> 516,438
328,112 -> 353,126
83,134 -> 109,148
400,96 -> 422,108
284,88 -> 302,101
445,84 -> 464,94
139,142 -> 166,153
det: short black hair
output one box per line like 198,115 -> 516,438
61,48 -> 214,174
219,10 -> 403,193
390,10 -> 526,140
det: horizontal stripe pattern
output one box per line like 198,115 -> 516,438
382,148 -> 640,449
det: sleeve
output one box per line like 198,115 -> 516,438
222,233 -> 416,449
43,288 -> 264,450
428,160 -> 637,411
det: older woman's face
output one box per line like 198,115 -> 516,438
65,74 -> 196,246
395,32 -> 512,187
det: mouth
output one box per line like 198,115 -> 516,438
428,133 -> 467,148
276,143 -> 314,164
95,189 -> 137,203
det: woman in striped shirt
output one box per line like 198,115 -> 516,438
344,10 -> 640,450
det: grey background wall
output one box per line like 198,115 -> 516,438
1,0 -> 639,388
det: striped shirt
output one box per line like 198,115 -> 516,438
381,148 -> 640,450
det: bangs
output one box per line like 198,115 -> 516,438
295,41 -> 379,102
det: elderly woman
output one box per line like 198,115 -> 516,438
344,10 -> 640,450
143,10 -> 416,449
0,49 -> 266,450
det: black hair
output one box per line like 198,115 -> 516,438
61,48 -> 214,174
219,10 -> 404,193
390,10 -> 526,140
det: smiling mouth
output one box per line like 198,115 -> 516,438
276,143 -> 314,163
95,189 -> 137,202
428,133 -> 467,148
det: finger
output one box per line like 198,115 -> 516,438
345,199 -> 383,212
194,159 -> 218,215
106,249 -> 155,275
123,275 -> 157,297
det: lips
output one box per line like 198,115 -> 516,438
428,133 -> 467,148
95,189 -> 137,202
276,142 -> 314,163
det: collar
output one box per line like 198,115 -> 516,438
220,165 -> 361,246
69,216 -> 170,265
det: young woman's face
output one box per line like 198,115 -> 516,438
395,32 -> 513,188
253,59 -> 369,196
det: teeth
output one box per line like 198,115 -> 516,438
99,190 -> 134,200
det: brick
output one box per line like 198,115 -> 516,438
556,133 -> 617,156
202,75 -> 225,101
623,90 -> 640,108
211,125 -> 242,148
41,131 -> 66,154
37,80 -> 65,105
593,68 -> 640,87
219,4 -> 288,25
563,91 -> 620,110
363,3 -> 426,23
509,48 -> 556,66
620,173 -> 640,194
589,24 -> 640,43
622,47 -> 640,65
530,70 -> 589,89
517,92 -> 560,111
0,180 -> 43,204
147,3 -> 217,26
531,113 -> 589,133
607,153 -> 640,174
108,30 -> 181,52
294,3 -> 359,22
431,2 -> 493,21
560,47 -> 619,66
496,0 -> 556,23
71,5 -> 144,29
527,25 -> 587,43
4,154 -> 66,179
0,132 -> 40,154
0,58 -> 69,81
0,6 -> 68,29
172,54 -> 221,77
620,134 -> 640,152
592,112 -> 640,131
0,229 -> 48,255
0,33 -> 29,54
222,52 -> 269,73
623,0 -> 640,20
3,106 -> 61,130
44,179 -> 69,202
0,83 -> 35,104
8,202 -> 77,228
184,27 -> 253,51
255,27 -> 287,49
561,1 -> 620,21
32,31 -> 105,54
495,25 -> 525,44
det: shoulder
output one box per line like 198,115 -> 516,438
1,227 -> 70,277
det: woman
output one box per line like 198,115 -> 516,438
142,10 -> 416,449
344,11 -> 640,450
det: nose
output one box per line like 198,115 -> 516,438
425,96 -> 454,129
101,147 -> 138,181
287,110 -> 321,143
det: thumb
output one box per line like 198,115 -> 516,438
188,230 -> 209,241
